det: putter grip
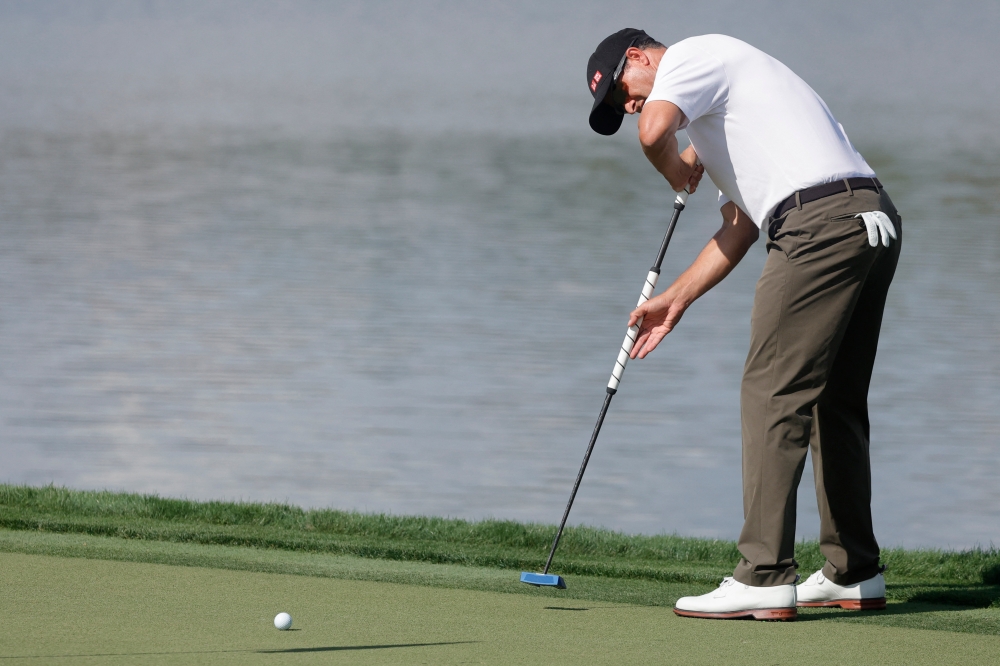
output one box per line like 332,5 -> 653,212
606,167 -> 698,393
607,269 -> 659,391
673,157 -> 700,207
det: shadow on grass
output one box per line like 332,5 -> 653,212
797,600 -> 995,622
542,605 -> 646,611
905,585 -> 999,609
0,642 -> 479,660
257,641 -> 480,654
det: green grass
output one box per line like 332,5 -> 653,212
1,484 -> 998,636
5,549 -> 1000,665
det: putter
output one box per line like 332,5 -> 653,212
521,185 -> 694,589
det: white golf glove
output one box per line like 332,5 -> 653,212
856,211 -> 897,247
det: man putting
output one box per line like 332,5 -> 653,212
586,30 -> 901,620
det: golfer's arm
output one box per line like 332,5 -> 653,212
667,202 -> 759,306
638,101 -> 694,191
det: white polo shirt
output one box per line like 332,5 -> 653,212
645,34 -> 875,227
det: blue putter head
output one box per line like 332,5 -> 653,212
520,572 -> 567,588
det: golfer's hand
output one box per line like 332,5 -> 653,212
680,146 -> 704,194
627,291 -> 689,359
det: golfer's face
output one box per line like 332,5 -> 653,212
607,65 -> 646,115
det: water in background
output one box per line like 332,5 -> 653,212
1,1 -> 998,549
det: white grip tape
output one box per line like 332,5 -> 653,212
607,270 -> 659,391
637,269 -> 657,306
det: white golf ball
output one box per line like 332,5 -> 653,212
274,612 -> 292,630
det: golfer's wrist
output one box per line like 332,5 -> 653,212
666,159 -> 692,191
664,285 -> 695,312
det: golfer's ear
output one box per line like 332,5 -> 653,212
626,46 -> 648,66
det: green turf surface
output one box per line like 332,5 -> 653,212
2,548 -> 1000,665
2,485 -> 998,587
2,529 -> 999,638
1,484 -> 998,639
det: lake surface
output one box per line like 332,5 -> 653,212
1,1 -> 998,549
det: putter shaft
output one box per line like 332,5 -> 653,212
540,189 -> 690,576
543,390 -> 614,574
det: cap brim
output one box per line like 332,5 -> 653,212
588,75 -> 624,136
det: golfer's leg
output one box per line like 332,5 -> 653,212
735,242 -> 811,587
734,200 -> 878,587
812,193 -> 902,585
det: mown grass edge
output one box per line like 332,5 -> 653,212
1,484 -> 998,612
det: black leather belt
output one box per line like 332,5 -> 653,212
772,177 -> 882,220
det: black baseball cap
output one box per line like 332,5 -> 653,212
587,28 -> 651,135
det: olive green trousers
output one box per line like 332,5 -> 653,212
733,185 -> 901,587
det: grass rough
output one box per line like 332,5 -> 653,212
1,484 -> 998,614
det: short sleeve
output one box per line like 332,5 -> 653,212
718,191 -> 731,207
646,42 -> 729,126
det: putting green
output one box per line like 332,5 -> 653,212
2,551 -> 999,665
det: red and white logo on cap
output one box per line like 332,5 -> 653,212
590,70 -> 603,92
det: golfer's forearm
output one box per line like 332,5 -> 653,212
666,211 -> 759,307
638,101 -> 690,190
640,132 -> 688,190
664,242 -> 740,307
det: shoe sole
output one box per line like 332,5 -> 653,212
673,607 -> 797,621
797,598 -> 886,610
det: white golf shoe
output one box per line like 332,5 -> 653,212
796,569 -> 886,610
673,577 -> 797,621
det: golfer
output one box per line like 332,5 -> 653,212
586,30 -> 901,620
